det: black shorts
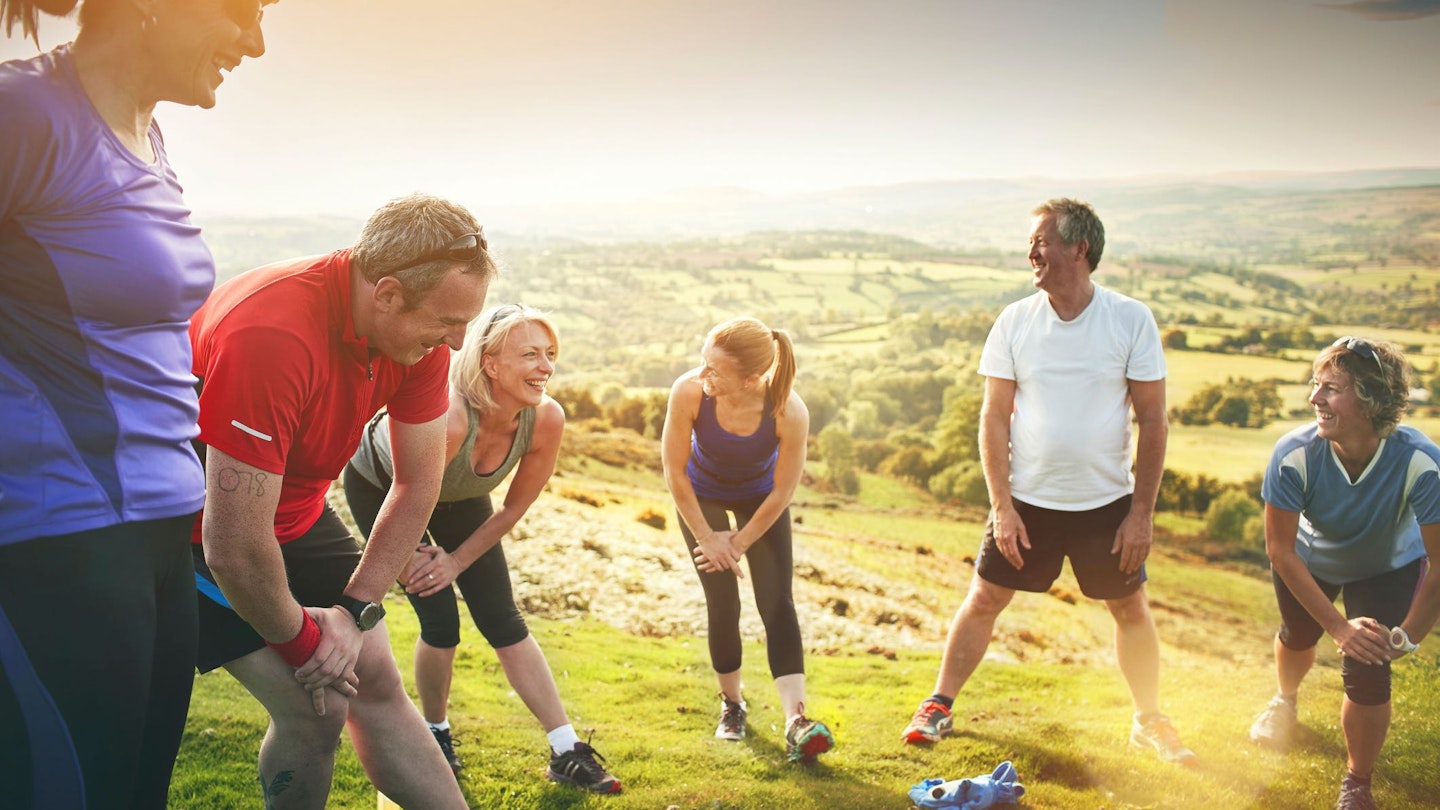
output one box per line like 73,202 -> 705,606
975,495 -> 1145,600
193,506 -> 361,673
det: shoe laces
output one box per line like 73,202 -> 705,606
720,698 -> 745,731
562,738 -> 610,780
916,699 -> 950,723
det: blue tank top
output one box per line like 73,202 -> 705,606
686,392 -> 778,500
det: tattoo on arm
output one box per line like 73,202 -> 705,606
217,466 -> 268,496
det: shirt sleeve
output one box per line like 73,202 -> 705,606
1123,300 -> 1167,382
1407,448 -> 1440,525
384,345 -> 451,425
0,80 -> 51,221
977,305 -> 1016,380
195,320 -> 313,475
1261,442 -> 1307,513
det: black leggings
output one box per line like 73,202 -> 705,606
0,513 -> 198,810
343,465 -> 529,649
679,495 -> 804,679
1272,558 -> 1426,706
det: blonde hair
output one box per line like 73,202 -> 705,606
705,316 -> 797,419
451,304 -> 559,414
1314,337 -> 1413,437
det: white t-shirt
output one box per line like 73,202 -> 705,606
978,284 -> 1166,510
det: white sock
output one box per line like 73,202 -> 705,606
547,724 -> 582,753
428,719 -> 450,732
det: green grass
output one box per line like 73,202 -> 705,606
170,560 -> 1440,809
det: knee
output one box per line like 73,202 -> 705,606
1342,661 -> 1391,706
962,578 -> 1013,619
274,701 -> 349,751
1104,591 -> 1152,626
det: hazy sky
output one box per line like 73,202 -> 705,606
4,0 -> 1438,215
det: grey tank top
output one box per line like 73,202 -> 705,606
351,404 -> 536,503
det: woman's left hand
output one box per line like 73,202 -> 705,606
403,545 -> 463,597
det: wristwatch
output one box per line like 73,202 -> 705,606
1389,626 -> 1419,655
338,596 -> 386,631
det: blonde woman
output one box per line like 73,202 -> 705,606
661,316 -> 835,763
344,305 -> 620,794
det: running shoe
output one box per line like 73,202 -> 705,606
546,740 -> 622,795
430,726 -> 461,775
901,698 -> 954,744
1336,775 -> 1377,810
1129,713 -> 1198,768
784,705 -> 835,763
1249,695 -> 1298,749
715,696 -> 747,741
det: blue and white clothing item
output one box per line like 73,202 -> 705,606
1262,423 -> 1440,584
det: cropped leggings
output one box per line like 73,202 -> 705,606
343,465 -> 530,650
1272,557 -> 1426,706
679,493 -> 804,679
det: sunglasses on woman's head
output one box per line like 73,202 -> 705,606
481,304 -> 523,340
385,231 -> 487,277
1333,336 -> 1382,369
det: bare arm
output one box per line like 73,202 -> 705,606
661,371 -> 743,577
347,413 -> 446,600
727,392 -> 809,553
404,399 -> 565,597
1396,522 -> 1440,652
201,447 -> 297,643
1265,504 -> 1390,665
202,448 -> 357,709
979,375 -> 1028,569
1112,378 -> 1168,574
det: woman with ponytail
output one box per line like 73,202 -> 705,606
0,2 -> 275,807
661,316 -> 835,763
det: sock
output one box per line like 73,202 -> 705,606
428,719 -> 450,732
547,724 -> 582,754
1277,692 -> 1297,705
927,693 -> 955,710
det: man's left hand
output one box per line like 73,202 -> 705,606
1111,510 -> 1153,574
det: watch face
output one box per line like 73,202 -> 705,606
357,602 -> 386,631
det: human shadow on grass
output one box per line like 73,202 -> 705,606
721,729 -> 908,808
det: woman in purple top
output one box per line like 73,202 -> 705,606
0,2 -> 272,807
661,316 -> 835,764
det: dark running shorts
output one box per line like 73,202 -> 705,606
192,506 -> 361,673
975,495 -> 1146,600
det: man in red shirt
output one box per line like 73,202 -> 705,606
189,193 -> 492,809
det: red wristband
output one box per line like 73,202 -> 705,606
266,611 -> 321,668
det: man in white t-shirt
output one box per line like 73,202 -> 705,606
901,198 -> 1197,767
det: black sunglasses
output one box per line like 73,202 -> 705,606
386,230 -> 488,277
480,304 -> 523,340
1333,336 -> 1382,369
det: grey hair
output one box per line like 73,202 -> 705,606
350,193 -> 498,306
1314,338 -> 1414,438
1032,197 -> 1105,272
451,304 -> 560,414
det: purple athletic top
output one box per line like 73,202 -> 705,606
0,45 -> 213,545
686,392 -> 778,501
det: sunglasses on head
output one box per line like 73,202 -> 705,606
1333,336 -> 1382,369
386,230 -> 487,277
480,304 -> 523,340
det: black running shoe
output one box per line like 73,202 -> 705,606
546,741 -> 622,795
430,726 -> 461,775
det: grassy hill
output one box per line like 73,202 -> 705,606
169,442 -> 1440,809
